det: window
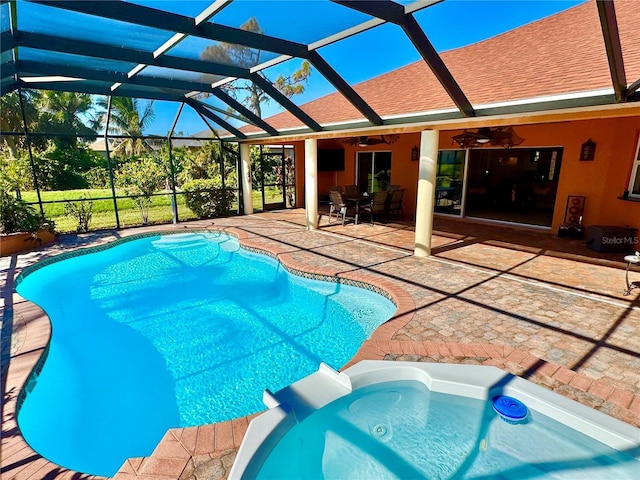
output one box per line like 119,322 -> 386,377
435,150 -> 466,215
628,135 -> 640,199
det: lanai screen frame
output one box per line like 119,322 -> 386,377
2,0 -> 637,140
1,0 -> 638,230
2,86 -> 244,230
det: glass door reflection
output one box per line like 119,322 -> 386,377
435,150 -> 466,215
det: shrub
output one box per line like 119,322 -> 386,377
64,194 -> 94,233
0,191 -> 54,235
116,157 -> 165,224
0,153 -> 33,199
183,179 -> 234,218
84,166 -> 110,188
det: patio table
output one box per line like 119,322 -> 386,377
344,194 -> 371,225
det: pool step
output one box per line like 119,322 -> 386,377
264,363 -> 352,421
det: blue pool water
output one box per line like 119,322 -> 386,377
256,380 -> 640,479
16,232 -> 396,476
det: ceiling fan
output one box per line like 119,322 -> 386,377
452,126 -> 524,149
343,134 -> 400,147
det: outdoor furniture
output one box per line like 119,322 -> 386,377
624,253 -> 640,296
345,185 -> 360,196
362,190 -> 389,225
344,192 -> 373,225
435,186 -> 456,209
328,189 -> 353,225
387,188 -> 405,220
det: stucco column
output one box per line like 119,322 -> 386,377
414,130 -> 439,257
304,138 -> 319,230
240,143 -> 253,215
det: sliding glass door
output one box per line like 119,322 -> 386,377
464,147 -> 562,227
356,151 -> 392,193
435,150 -> 466,215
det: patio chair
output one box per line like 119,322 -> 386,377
328,189 -> 353,225
386,184 -> 401,191
362,190 -> 389,225
345,184 -> 360,196
387,188 -> 405,220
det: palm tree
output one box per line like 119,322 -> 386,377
0,90 -> 38,158
37,91 -> 97,147
96,97 -> 155,156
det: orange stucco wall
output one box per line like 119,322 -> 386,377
289,115 -> 640,235
465,116 -> 640,233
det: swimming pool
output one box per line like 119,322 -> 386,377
15,231 -> 396,476
230,361 -> 640,479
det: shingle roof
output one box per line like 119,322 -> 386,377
246,0 -> 639,134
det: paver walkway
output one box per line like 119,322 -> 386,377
2,211 -> 639,479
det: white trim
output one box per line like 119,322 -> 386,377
250,55 -> 292,74
154,33 -> 186,58
21,76 -> 82,83
473,87 -> 615,110
382,107 -> 459,121
211,77 -> 236,88
404,0 -> 441,15
308,18 -> 385,51
320,117 -> 369,128
195,0 -> 232,25
381,88 -> 616,122
127,64 -> 147,78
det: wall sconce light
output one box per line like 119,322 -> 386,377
580,138 -> 596,161
411,145 -> 419,161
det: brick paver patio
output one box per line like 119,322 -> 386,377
2,210 -> 639,479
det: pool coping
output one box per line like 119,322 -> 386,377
2,226 -> 415,479
2,225 -> 640,479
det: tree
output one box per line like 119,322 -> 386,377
0,152 -> 32,199
1,90 -> 101,191
34,143 -> 103,191
200,17 -> 311,118
96,97 -> 156,156
0,90 -> 38,158
178,141 -> 222,183
37,91 -> 96,148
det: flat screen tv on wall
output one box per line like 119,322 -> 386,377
318,148 -> 345,171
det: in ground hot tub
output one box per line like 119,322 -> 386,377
229,361 -> 640,479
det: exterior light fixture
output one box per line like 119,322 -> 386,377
580,138 -> 596,161
411,145 -> 420,161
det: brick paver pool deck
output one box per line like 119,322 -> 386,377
2,211 -> 639,479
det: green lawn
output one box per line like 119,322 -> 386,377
19,187 -> 290,233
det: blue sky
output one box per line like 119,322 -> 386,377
146,0 -> 586,136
